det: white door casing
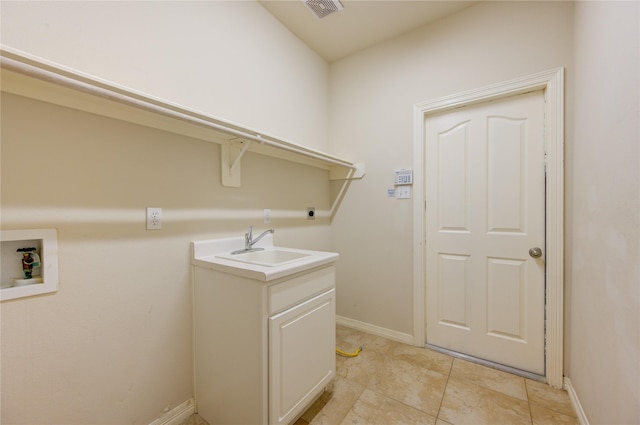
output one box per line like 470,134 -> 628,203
425,91 -> 545,375
412,68 -> 564,388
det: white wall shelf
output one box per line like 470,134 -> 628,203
1,229 -> 59,301
0,46 -> 364,187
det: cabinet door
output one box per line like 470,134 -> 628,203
269,289 -> 335,425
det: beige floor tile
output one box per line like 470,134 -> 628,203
438,378 -> 532,425
302,376 -> 365,425
449,358 -> 527,401
530,404 -> 580,425
336,324 -> 362,343
335,348 -> 386,388
340,388 -> 436,425
526,379 -> 576,417
388,343 -> 454,374
368,353 -> 449,416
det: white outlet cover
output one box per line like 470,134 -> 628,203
146,207 -> 162,230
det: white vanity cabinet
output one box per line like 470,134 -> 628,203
269,283 -> 335,425
192,243 -> 336,425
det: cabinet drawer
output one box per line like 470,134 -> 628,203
268,265 -> 335,315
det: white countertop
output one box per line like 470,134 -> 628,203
191,235 -> 339,282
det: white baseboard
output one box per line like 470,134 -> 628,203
148,398 -> 195,425
564,377 -> 590,425
336,315 -> 415,345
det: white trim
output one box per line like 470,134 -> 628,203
336,315 -> 414,345
412,68 -> 565,388
148,399 -> 195,425
191,265 -> 199,419
564,377 -> 590,425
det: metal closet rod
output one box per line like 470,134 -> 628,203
0,49 -> 356,170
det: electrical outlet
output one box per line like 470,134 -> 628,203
264,208 -> 271,224
146,207 -> 162,230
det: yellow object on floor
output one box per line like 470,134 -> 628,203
336,346 -> 362,357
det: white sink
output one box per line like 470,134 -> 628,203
191,235 -> 339,281
217,249 -> 311,267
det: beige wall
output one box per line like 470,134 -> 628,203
0,2 -> 332,424
0,1 -> 330,151
329,1 -> 574,334
0,95 -> 333,424
568,1 -> 640,423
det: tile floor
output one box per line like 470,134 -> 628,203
181,325 -> 578,425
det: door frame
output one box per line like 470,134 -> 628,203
412,68 -> 564,388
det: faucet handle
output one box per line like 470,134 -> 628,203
245,226 -> 253,248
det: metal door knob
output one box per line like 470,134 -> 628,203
529,247 -> 543,258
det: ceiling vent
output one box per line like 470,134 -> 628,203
302,0 -> 343,19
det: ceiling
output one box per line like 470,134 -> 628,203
258,0 -> 478,63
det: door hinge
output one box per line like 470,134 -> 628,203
544,152 -> 549,173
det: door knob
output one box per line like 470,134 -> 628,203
529,247 -> 543,258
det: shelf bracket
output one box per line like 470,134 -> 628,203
329,162 -> 366,180
229,139 -> 252,172
221,139 -> 244,187
221,136 -> 266,187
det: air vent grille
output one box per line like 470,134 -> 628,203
302,0 -> 343,19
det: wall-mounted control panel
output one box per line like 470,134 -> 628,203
394,169 -> 413,185
391,169 -> 413,199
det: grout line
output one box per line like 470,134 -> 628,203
340,329 -> 443,421
434,354 -> 456,422
337,378 -> 366,425
443,360 -> 536,424
448,370 -> 531,403
525,377 -> 534,424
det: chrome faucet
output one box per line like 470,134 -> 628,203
232,225 -> 274,254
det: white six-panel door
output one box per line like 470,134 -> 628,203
425,90 -> 546,375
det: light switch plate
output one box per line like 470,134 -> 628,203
397,186 -> 411,199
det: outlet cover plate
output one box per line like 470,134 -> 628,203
307,207 -> 316,220
146,207 -> 162,230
